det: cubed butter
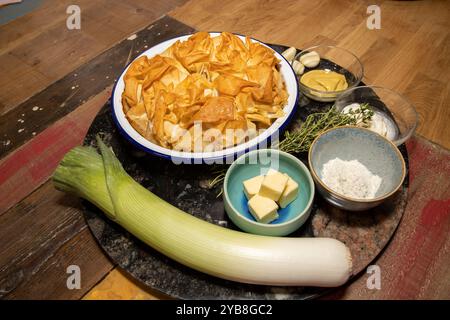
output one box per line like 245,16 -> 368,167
279,174 -> 299,208
242,175 -> 264,199
258,170 -> 289,202
266,168 -> 278,176
247,194 -> 279,223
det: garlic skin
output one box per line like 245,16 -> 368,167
282,47 -> 297,63
341,103 -> 397,141
299,51 -> 320,68
368,112 -> 397,141
292,60 -> 305,75
368,113 -> 388,137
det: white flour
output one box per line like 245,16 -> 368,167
321,158 -> 382,199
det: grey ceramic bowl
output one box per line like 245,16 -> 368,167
308,126 -> 406,211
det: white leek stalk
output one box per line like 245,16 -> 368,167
53,137 -> 352,287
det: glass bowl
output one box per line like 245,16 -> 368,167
294,45 -> 364,102
334,86 -> 418,146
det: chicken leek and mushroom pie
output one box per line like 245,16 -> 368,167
121,32 -> 288,152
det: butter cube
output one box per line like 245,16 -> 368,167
243,175 -> 264,199
265,168 -> 278,176
248,194 -> 279,223
279,175 -> 299,208
259,170 -> 289,202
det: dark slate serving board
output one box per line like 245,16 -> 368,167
82,44 -> 409,300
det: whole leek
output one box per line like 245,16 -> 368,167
53,137 -> 352,287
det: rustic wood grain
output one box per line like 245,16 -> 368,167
0,15 -> 195,159
0,182 -> 114,299
0,0 -> 187,115
0,88 -> 110,216
0,53 -> 49,114
0,0 -> 83,55
0,15 -> 194,300
0,0 -> 98,112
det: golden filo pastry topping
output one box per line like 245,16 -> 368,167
121,32 -> 288,152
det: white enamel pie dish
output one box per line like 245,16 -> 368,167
111,32 -> 299,163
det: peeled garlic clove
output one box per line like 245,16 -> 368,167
282,47 -> 297,62
299,51 -> 320,68
292,60 -> 305,75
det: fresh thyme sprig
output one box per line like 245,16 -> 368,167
208,171 -> 225,188
278,104 -> 373,154
208,104 -> 374,189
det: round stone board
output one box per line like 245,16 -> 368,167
82,44 -> 409,300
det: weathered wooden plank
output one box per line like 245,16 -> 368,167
0,14 -> 195,300
10,0 -> 179,82
0,88 -> 110,216
0,0 -> 188,114
10,25 -> 106,82
0,182 -> 114,299
0,15 -> 195,159
0,0 -> 100,113
0,53 -> 49,114
0,0 -> 79,54
5,228 -> 114,300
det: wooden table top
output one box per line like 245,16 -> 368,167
0,0 -> 449,300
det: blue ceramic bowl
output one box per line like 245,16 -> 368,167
308,126 -> 406,211
223,149 -> 315,236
